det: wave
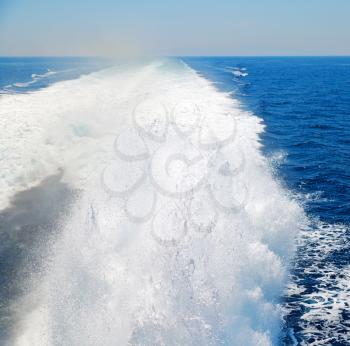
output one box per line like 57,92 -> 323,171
31,69 -> 57,79
232,70 -> 248,78
226,67 -> 248,78
1,59 -> 304,345
6,69 -> 57,90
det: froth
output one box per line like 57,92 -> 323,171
4,59 -> 304,346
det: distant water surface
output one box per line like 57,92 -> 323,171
0,57 -> 111,94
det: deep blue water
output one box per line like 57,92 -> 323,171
184,57 -> 350,345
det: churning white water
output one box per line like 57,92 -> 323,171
1,59 -> 304,345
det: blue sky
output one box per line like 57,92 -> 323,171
0,0 -> 349,56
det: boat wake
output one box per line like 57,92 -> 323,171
1,59 -> 304,346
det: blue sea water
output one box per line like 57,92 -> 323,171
1,57 -> 349,344
0,57 -> 110,94
184,56 -> 350,345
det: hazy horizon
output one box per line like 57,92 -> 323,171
1,54 -> 350,58
1,0 -> 350,57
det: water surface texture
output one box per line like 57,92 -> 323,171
1,57 -> 349,345
184,56 -> 350,345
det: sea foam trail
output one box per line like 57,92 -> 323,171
4,59 -> 304,346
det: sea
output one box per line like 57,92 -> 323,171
0,56 -> 349,345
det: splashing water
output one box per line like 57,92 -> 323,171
1,59 -> 305,345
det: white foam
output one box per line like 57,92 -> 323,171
283,221 -> 350,344
0,63 -> 156,209
3,59 -> 305,345
6,69 -> 57,90
228,67 -> 248,78
232,70 -> 248,77
31,69 -> 57,79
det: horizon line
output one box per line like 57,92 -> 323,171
0,54 -> 350,59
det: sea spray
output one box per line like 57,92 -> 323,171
4,59 -> 304,346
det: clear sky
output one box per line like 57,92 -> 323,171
1,0 -> 349,56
